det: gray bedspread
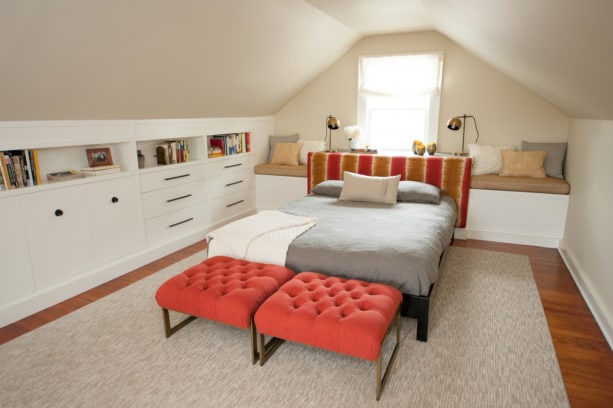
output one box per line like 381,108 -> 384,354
281,195 -> 457,296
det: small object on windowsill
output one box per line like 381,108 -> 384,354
350,148 -> 378,154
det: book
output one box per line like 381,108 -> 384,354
47,170 -> 84,182
0,152 -> 11,189
82,164 -> 120,171
82,167 -> 121,176
31,150 -> 41,185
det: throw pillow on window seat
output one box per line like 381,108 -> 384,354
521,141 -> 567,179
468,144 -> 516,175
268,134 -> 299,162
499,150 -> 547,178
270,142 -> 303,166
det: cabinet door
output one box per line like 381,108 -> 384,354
87,176 -> 145,265
0,196 -> 35,304
21,185 -> 96,290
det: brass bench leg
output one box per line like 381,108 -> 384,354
376,308 -> 401,401
162,308 -> 196,338
257,332 -> 285,366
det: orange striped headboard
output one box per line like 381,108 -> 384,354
307,152 -> 472,228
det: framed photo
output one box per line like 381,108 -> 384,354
85,147 -> 113,167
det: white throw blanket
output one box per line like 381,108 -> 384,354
206,210 -> 317,265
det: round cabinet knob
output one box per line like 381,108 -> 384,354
111,196 -> 119,203
54,209 -> 64,217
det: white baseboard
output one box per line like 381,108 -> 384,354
466,227 -> 560,248
558,246 -> 613,350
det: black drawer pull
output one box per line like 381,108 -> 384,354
224,163 -> 242,169
111,196 -> 119,203
226,199 -> 244,208
166,194 -> 192,203
225,180 -> 243,187
164,173 -> 190,181
168,217 -> 194,228
54,209 -> 63,217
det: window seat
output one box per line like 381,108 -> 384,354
254,164 -> 308,210
254,163 -> 307,178
471,174 -> 570,195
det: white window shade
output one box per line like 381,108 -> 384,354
358,53 -> 443,97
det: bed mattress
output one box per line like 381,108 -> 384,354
281,194 -> 457,296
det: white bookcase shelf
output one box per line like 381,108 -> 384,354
0,116 -> 272,328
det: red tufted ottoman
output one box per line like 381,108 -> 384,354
254,272 -> 402,400
155,256 -> 295,364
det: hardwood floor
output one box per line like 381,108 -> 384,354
1,239 -> 611,407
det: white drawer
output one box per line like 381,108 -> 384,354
139,163 -> 206,193
141,180 -> 207,220
206,155 -> 253,178
208,169 -> 253,199
210,188 -> 255,222
144,202 -> 209,248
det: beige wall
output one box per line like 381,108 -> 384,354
274,31 -> 569,153
561,119 -> 613,344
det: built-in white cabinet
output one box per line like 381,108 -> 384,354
140,162 -> 209,248
206,154 -> 255,226
0,196 -> 35,304
87,176 -> 144,264
0,117 -> 271,327
21,184 -> 97,290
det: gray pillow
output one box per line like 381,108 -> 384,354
521,141 -> 567,178
397,181 -> 441,204
313,179 -> 441,204
268,134 -> 299,162
311,180 -> 343,197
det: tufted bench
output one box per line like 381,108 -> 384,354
155,256 -> 295,364
254,272 -> 403,401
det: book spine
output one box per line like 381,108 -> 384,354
4,153 -> 17,188
12,155 -> 24,187
0,151 -> 10,190
24,149 -> 34,186
246,132 -> 251,152
32,150 -> 41,185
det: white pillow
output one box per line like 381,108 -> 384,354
339,171 -> 400,204
468,144 -> 516,175
298,139 -> 326,164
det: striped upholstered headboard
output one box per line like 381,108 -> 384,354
307,152 -> 472,228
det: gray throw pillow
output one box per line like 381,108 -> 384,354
268,134 -> 299,162
521,141 -> 567,178
397,181 -> 441,204
311,180 -> 343,197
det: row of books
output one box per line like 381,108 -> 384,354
208,132 -> 251,158
156,140 -> 190,165
1,150 -> 41,190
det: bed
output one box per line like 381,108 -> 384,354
209,152 -> 471,341
287,152 -> 471,341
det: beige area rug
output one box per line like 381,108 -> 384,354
0,247 -> 569,407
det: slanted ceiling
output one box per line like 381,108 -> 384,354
1,0 -> 612,121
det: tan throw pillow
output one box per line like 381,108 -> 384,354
271,142 -> 302,166
499,150 -> 547,178
339,171 -> 400,204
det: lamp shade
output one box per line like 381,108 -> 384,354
327,116 -> 340,130
447,116 -> 462,131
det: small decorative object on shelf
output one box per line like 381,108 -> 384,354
137,150 -> 145,169
344,125 -> 362,150
412,140 -> 426,155
85,147 -> 113,167
427,142 -> 437,155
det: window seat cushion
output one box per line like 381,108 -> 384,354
471,174 -> 570,195
254,163 -> 307,178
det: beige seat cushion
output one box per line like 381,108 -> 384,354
471,174 -> 570,195
254,163 -> 307,178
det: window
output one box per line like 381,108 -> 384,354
357,53 -> 443,154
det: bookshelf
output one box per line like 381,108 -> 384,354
206,132 -> 251,158
0,116 -> 272,328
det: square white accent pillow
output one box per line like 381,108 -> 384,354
468,144 -> 516,175
298,139 -> 326,164
339,171 -> 400,204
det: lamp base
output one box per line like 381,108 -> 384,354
452,151 -> 469,156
